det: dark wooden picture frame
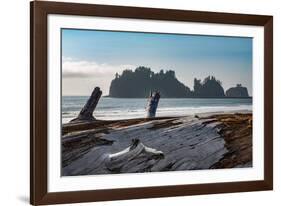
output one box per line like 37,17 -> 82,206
30,1 -> 273,205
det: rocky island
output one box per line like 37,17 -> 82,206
108,66 -> 250,98
226,84 -> 249,98
109,66 -> 191,98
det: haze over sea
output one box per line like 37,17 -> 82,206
62,96 -> 252,124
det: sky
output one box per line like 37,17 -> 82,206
62,29 -> 252,96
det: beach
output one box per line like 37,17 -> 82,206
62,111 -> 252,176
62,96 -> 252,123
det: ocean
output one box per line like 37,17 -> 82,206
62,96 -> 252,124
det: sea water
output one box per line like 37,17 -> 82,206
62,96 -> 252,124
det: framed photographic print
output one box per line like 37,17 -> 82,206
30,1 -> 273,205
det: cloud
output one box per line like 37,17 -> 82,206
62,57 -> 135,78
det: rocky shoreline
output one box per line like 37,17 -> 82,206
62,112 -> 252,176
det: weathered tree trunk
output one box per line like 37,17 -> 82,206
62,113 -> 252,175
71,87 -> 102,122
146,91 -> 160,118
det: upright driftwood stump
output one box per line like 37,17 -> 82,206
146,91 -> 160,118
71,87 -> 102,122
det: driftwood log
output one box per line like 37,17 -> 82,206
71,87 -> 102,122
146,91 -> 160,118
62,113 -> 252,175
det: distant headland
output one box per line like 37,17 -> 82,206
108,66 -> 250,98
